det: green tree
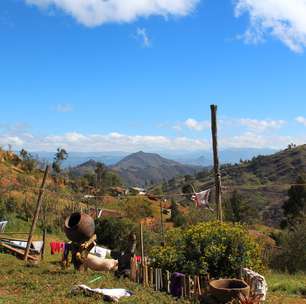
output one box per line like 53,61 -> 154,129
272,217 -> 306,273
225,190 -> 258,224
95,217 -> 137,251
282,175 -> 306,227
95,162 -> 107,187
19,149 -> 37,172
170,199 -> 186,227
52,148 -> 68,174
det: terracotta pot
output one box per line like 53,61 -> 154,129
209,279 -> 250,303
64,212 -> 95,243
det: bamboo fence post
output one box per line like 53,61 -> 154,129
166,271 -> 170,293
24,165 -> 49,261
210,104 -> 223,222
140,223 -> 147,287
150,267 -> 154,287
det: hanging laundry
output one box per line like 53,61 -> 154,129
0,221 -> 8,233
191,189 -> 213,210
50,241 -> 65,255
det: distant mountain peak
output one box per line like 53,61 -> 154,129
112,151 -> 202,186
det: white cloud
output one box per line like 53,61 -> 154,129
55,103 -> 73,113
0,135 -> 24,148
221,131 -> 297,149
26,0 -> 199,27
1,127 -> 305,152
0,129 -> 210,152
184,118 -> 210,131
136,27 -> 151,47
296,116 -> 306,126
239,118 -> 286,132
235,0 -> 306,53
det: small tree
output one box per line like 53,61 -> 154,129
19,149 -> 37,173
225,191 -> 258,224
52,148 -> 68,174
95,217 -> 137,251
95,162 -> 107,187
282,175 -> 306,228
170,199 -> 186,227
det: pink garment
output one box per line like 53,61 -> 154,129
50,241 -> 65,255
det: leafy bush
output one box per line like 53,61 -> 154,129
0,198 -> 7,220
95,217 -> 137,251
270,217 -> 306,273
150,221 -> 263,278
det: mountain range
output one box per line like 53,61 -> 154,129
69,151 -> 203,186
34,148 -> 277,168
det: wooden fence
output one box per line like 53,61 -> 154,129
129,256 -> 210,300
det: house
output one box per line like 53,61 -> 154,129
129,187 -> 146,196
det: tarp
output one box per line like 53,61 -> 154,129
2,240 -> 43,253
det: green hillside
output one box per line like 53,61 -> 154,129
156,144 -> 306,227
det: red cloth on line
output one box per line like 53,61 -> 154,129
50,241 -> 65,255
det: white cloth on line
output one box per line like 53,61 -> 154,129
0,221 -> 8,233
192,189 -> 213,210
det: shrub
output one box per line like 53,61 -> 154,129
150,221 -> 263,278
0,198 -> 7,220
95,217 -> 137,251
270,217 -> 306,273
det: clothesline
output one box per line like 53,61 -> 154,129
3,182 -> 306,200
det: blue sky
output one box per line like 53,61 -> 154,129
1,0 -> 306,152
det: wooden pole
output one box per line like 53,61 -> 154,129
140,222 -> 146,286
140,222 -> 144,261
41,228 -> 46,260
24,165 -> 49,261
41,207 -> 46,261
159,200 -> 165,246
210,105 -> 223,222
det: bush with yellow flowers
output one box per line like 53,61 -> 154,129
150,221 -> 263,278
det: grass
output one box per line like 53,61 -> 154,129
0,233 -> 305,304
0,245 -> 189,304
266,272 -> 306,297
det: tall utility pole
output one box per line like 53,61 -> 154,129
210,105 -> 223,222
